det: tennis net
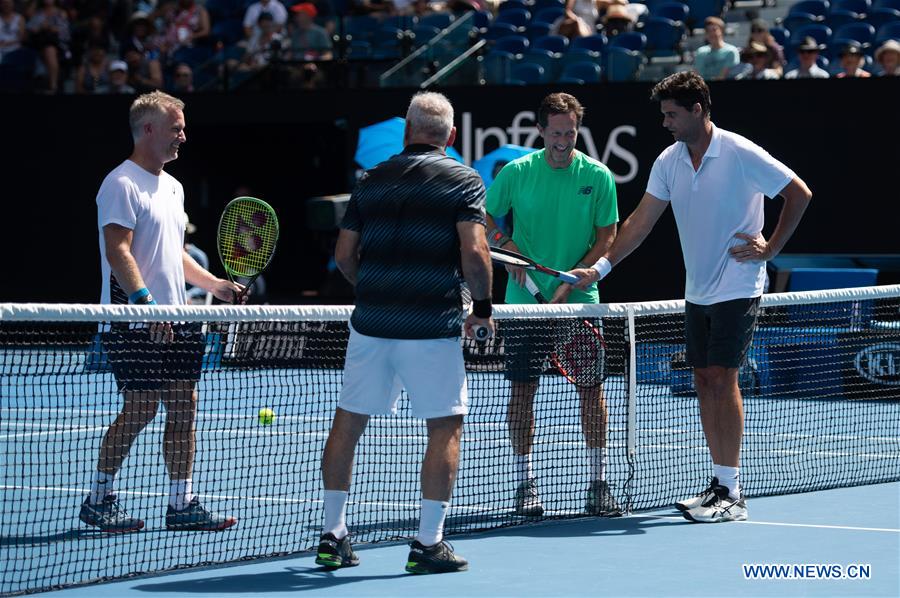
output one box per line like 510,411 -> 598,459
1,285 -> 899,594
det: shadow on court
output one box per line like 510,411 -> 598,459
477,512 -> 688,539
130,567 -> 408,594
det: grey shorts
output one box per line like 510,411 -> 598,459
685,297 -> 760,369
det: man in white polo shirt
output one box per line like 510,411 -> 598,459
570,71 -> 812,523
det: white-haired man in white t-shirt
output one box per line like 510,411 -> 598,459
80,91 -> 244,533
570,70 -> 812,523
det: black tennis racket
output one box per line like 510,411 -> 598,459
523,273 -> 607,387
217,197 -> 279,302
490,246 -> 580,284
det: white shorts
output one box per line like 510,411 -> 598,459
339,324 -> 468,419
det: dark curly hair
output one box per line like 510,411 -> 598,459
650,71 -> 712,118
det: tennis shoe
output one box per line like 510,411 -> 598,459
585,480 -> 622,516
165,497 -> 237,531
315,532 -> 359,569
513,478 -> 544,517
674,477 -> 721,512
79,495 -> 144,533
405,539 -> 468,574
682,486 -> 748,523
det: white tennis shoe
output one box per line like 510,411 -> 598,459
675,477 -> 720,512
683,487 -> 748,523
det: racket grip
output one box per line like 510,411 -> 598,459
558,271 -> 581,284
473,325 -> 491,342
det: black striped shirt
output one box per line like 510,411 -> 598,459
342,144 -> 486,339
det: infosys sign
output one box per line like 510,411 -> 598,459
853,343 -> 900,387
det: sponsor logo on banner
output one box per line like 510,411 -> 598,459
459,111 -> 640,184
853,343 -> 900,386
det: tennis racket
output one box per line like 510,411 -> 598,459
490,247 -> 580,284
523,273 -> 606,387
217,197 -> 279,302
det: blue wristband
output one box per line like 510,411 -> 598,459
129,288 -> 150,303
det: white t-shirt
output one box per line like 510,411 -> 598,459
243,0 -> 288,30
646,124 -> 795,305
97,160 -> 188,305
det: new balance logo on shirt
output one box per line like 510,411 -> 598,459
578,186 -> 593,195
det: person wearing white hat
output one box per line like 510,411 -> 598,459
874,39 -> 900,76
97,59 -> 137,94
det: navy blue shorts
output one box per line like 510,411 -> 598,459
685,297 -> 760,369
502,319 -> 554,383
103,323 -> 205,393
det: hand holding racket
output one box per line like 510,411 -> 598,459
523,273 -> 606,388
490,247 -> 580,285
217,197 -> 279,303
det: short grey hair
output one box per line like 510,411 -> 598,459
129,91 -> 185,141
405,92 -> 454,144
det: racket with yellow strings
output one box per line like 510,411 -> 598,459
217,197 -> 279,302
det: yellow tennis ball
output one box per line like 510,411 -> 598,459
258,408 -> 275,426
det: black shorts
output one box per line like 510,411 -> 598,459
502,319 -> 553,383
103,323 -> 205,393
685,297 -> 760,369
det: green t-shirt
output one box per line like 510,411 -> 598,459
486,149 -> 618,304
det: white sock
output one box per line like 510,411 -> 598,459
713,464 -> 741,499
416,499 -> 449,547
169,478 -> 194,510
588,447 -> 608,482
515,453 -> 534,484
89,471 -> 115,505
323,489 -> 349,539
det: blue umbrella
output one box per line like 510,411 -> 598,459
354,117 -> 463,169
473,144 -> 537,188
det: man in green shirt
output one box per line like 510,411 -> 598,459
485,93 -> 620,517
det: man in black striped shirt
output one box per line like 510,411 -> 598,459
316,92 -> 493,574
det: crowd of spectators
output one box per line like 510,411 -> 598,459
0,0 -> 897,92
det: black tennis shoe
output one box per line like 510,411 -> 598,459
315,533 -> 359,569
405,539 -> 468,574
165,497 -> 237,531
79,494 -> 144,533
585,480 -> 622,516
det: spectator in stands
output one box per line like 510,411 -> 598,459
874,39 -> 900,76
600,1 -> 637,38
26,0 -> 71,93
784,36 -> 829,79
566,0 -> 599,33
96,58 -> 137,93
730,41 -> 780,79
410,0 -> 434,18
166,0 -> 210,55
121,11 -> 160,62
69,13 -> 113,67
243,0 -> 288,40
0,0 -> 26,62
552,10 -> 593,41
73,39 -> 109,93
288,2 -> 331,60
239,11 -> 283,69
747,18 -> 783,74
692,16 -> 740,81
123,46 -> 164,92
169,61 -> 194,92
835,41 -> 871,78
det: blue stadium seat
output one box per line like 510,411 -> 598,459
347,39 -> 372,57
558,59 -> 602,82
790,0 -> 831,18
419,12 -> 454,30
381,15 -> 418,31
833,21 -> 876,47
684,0 -> 724,27
608,30 -> 647,52
791,23 -> 833,48
874,20 -> 900,43
606,45 -> 644,80
373,26 -> 404,46
532,33 -> 569,53
782,12 -> 820,33
571,33 -> 608,53
525,21 -> 553,40
343,15 -> 380,41
521,47 -> 561,79
473,10 -> 492,29
510,61 -> 547,84
495,7 -> 531,28
499,0 -> 530,12
831,0 -> 872,16
652,1 -> 690,23
493,34 -> 530,55
533,6 -> 565,25
533,0 -> 565,9
874,0 -> 900,9
867,6 -> 900,29
642,16 -> 685,58
412,25 -> 440,46
484,22 -> 520,40
827,8 -> 863,30
211,18 -> 244,45
770,25 -> 791,49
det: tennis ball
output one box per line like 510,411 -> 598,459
258,408 -> 275,426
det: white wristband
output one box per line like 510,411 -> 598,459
592,257 -> 612,280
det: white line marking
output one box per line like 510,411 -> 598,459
639,514 -> 900,533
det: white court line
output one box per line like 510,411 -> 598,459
639,513 -> 900,533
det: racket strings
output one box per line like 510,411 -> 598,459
219,200 -> 278,277
551,319 -> 606,386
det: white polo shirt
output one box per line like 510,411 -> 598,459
97,160 -> 188,305
646,124 -> 795,305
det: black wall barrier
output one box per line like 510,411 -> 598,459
2,77 -> 897,304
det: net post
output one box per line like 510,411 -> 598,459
625,305 -> 637,515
